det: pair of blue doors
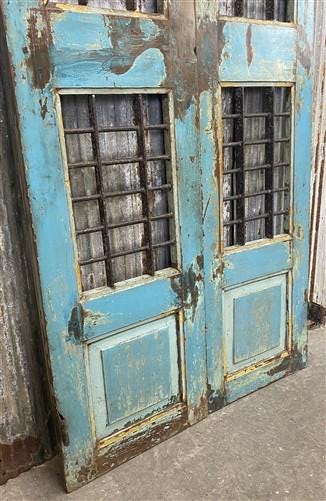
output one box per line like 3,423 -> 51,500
1,0 -> 313,491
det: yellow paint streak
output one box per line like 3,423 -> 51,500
98,403 -> 185,450
225,351 -> 289,381
52,3 -> 167,20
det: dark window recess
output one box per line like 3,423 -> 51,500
222,86 -> 291,247
219,0 -> 294,22
57,0 -> 164,14
61,93 -> 176,291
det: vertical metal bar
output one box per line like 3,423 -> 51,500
263,87 -> 274,238
126,0 -> 137,11
234,0 -> 244,17
265,0 -> 275,20
88,94 -> 114,287
233,87 -> 245,245
135,95 -> 155,275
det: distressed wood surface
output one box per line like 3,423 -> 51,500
309,0 -> 326,315
0,69 -> 53,484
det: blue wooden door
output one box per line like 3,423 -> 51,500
1,0 -> 207,491
199,1 -> 314,409
1,0 -> 313,492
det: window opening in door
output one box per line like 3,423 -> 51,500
222,86 -> 291,247
56,0 -> 164,14
218,0 -> 294,22
61,93 -> 176,291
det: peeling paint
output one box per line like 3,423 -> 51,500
26,9 -> 52,89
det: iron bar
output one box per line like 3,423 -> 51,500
263,87 -> 274,238
135,94 -> 155,275
88,94 -> 114,286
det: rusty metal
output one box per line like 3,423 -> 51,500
62,92 -> 175,288
222,86 -> 291,246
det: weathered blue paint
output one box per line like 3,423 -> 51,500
219,21 -> 296,82
223,240 -> 291,288
1,0 -> 314,490
50,11 -> 167,87
88,315 -> 179,437
1,0 -> 206,489
175,102 -> 207,423
292,1 -> 314,362
224,274 -> 287,372
83,275 -> 182,339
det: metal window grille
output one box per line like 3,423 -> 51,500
61,93 -> 176,291
218,0 -> 294,22
222,86 -> 291,247
57,0 -> 164,14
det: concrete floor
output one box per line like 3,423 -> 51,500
2,328 -> 325,501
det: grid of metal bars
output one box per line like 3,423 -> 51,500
71,0 -> 164,13
219,0 -> 293,22
222,86 -> 291,247
62,93 -> 175,289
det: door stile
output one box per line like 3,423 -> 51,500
195,1 -> 225,411
292,1 -> 314,365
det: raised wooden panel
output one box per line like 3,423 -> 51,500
224,274 -> 287,373
88,315 -> 180,438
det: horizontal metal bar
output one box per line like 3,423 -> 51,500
64,127 -> 93,135
65,126 -> 140,134
98,126 -> 139,133
224,187 -> 288,202
111,245 -> 149,259
223,168 -> 242,175
222,113 -> 240,119
274,162 -> 290,168
148,183 -> 172,192
274,209 -> 289,216
68,161 -> 97,169
244,112 -> 271,118
244,139 -> 271,146
106,212 -> 174,230
144,124 -> 168,130
150,212 -> 173,221
274,137 -> 290,143
108,218 -> 146,229
76,225 -> 104,235
245,163 -> 272,172
274,112 -> 290,117
104,188 -> 145,198
222,141 -> 242,148
102,157 -> 142,166
152,239 -> 175,249
79,255 -> 107,266
146,154 -> 170,162
72,194 -> 100,203
224,210 -> 289,227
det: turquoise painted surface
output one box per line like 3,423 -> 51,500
50,11 -> 167,87
88,316 -> 179,437
175,102 -> 207,423
2,2 -> 95,485
292,2 -> 314,360
83,276 -> 182,339
219,21 -> 296,82
199,90 -> 224,405
223,240 -> 291,288
224,275 -> 287,373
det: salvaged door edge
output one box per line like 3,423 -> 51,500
0,1 -> 208,490
199,0 -> 314,411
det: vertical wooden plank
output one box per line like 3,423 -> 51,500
292,0 -> 314,358
196,1 -> 224,411
309,0 -> 326,315
169,0 -> 207,424
0,46 -> 53,483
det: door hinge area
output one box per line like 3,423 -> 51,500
68,304 -> 84,343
